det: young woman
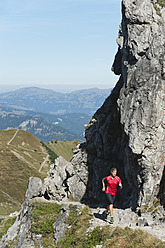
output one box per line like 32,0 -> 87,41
102,167 -> 122,223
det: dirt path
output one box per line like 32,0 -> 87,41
7,129 -> 19,145
39,154 -> 49,173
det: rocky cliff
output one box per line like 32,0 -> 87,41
61,0 -> 165,210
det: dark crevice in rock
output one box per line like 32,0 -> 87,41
158,167 -> 165,207
44,190 -> 50,200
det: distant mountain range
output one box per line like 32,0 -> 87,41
0,87 -> 111,141
0,87 -> 111,115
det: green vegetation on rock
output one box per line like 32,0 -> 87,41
31,202 -> 61,248
157,0 -> 165,7
2,202 -> 165,248
153,0 -> 165,18
154,4 -> 162,16
0,216 -> 16,239
141,198 -> 161,213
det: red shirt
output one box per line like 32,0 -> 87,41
104,175 -> 121,195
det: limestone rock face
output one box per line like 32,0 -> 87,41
0,177 -> 42,248
71,0 -> 165,209
42,153 -> 88,201
54,205 -> 70,244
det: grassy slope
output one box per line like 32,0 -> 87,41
0,129 -> 50,215
0,129 -> 78,215
45,139 -> 79,161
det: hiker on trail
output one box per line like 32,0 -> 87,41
102,167 -> 122,223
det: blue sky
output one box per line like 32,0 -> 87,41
0,0 -> 122,92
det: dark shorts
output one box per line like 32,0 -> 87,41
105,193 -> 116,205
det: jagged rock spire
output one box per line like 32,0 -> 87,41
72,0 -> 165,209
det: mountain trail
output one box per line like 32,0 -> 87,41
0,190 -> 11,199
33,197 -> 165,242
7,129 -> 19,146
39,154 -> 49,172
89,206 -> 165,242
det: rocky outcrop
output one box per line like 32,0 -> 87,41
42,153 -> 88,202
54,205 -> 70,244
0,177 -> 43,248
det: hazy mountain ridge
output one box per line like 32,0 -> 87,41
0,87 -> 109,141
0,103 -> 90,141
0,87 -> 111,115
0,114 -> 84,142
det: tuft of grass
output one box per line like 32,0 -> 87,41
153,1 -> 165,18
141,198 -> 161,213
158,0 -> 165,7
141,205 -> 149,213
3,240 -> 17,248
0,217 -> 16,239
85,225 -> 110,247
154,4 -> 162,16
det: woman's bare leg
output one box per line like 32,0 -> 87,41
107,204 -> 113,216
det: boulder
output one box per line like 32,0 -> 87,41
54,205 -> 70,244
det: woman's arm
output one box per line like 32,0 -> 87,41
119,183 -> 123,189
102,178 -> 105,191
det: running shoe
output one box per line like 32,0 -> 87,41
110,216 -> 114,223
